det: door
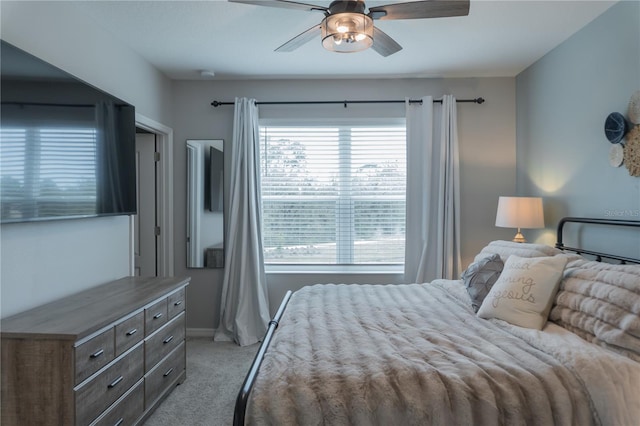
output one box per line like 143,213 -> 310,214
135,132 -> 157,276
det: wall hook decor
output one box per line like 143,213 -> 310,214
623,124 -> 640,177
628,91 -> 640,125
604,112 -> 631,144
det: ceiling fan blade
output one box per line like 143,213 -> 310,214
228,0 -> 328,13
275,24 -> 322,52
371,27 -> 402,57
368,0 -> 470,20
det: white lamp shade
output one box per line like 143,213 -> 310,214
495,196 -> 544,229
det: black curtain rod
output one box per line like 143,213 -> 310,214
211,97 -> 484,108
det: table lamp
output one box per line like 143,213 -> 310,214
495,196 -> 544,243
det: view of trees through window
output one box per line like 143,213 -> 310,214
260,124 -> 406,265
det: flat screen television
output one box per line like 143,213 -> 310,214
0,40 -> 137,223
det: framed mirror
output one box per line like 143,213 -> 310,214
186,139 -> 224,268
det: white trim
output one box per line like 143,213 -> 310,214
259,117 -> 407,128
129,215 -> 135,276
187,328 -> 215,338
134,113 -> 174,277
265,264 -> 404,274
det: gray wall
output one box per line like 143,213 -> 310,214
172,77 -> 517,330
0,1 -> 173,317
516,1 -> 640,259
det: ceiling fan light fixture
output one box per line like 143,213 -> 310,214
321,12 -> 373,53
336,22 -> 350,33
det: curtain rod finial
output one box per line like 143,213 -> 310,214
476,97 -> 485,104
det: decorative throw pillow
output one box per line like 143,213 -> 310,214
477,255 -> 568,329
462,254 -> 504,312
473,240 -> 563,264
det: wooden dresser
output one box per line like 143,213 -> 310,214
1,276 -> 190,426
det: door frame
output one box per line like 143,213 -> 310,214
131,113 -> 174,277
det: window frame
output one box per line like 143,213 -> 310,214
259,117 -> 407,274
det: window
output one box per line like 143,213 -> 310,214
259,120 -> 406,270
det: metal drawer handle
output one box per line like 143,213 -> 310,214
126,328 -> 138,336
90,349 -> 104,359
163,367 -> 174,377
173,300 -> 182,306
108,375 -> 124,389
114,418 -> 124,426
153,313 -> 163,319
163,335 -> 174,344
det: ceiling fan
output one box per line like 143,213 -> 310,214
229,0 -> 470,57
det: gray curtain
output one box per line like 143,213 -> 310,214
214,97 -> 270,346
404,95 -> 461,283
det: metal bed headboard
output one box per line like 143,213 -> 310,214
555,217 -> 640,264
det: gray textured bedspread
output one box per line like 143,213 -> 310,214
246,280 -> 637,425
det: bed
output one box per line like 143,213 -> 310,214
234,217 -> 640,425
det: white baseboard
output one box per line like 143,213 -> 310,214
187,328 -> 214,338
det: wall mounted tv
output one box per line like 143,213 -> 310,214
0,40 -> 137,223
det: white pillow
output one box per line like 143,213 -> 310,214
473,240 -> 563,263
477,255 -> 568,329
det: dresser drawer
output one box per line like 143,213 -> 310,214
76,328 -> 115,384
1,277 -> 189,426
115,312 -> 144,357
90,380 -> 144,426
76,344 -> 144,426
167,288 -> 185,319
145,313 -> 185,372
145,299 -> 168,336
145,342 -> 185,409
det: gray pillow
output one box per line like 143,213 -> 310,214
462,253 -> 504,312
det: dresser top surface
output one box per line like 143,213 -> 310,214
1,276 -> 190,340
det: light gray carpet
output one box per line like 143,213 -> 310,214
143,338 -> 259,426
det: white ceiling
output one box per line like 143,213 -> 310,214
72,0 -> 616,80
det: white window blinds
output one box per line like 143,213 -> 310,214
259,121 -> 406,267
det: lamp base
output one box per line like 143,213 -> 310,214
512,229 -> 526,243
